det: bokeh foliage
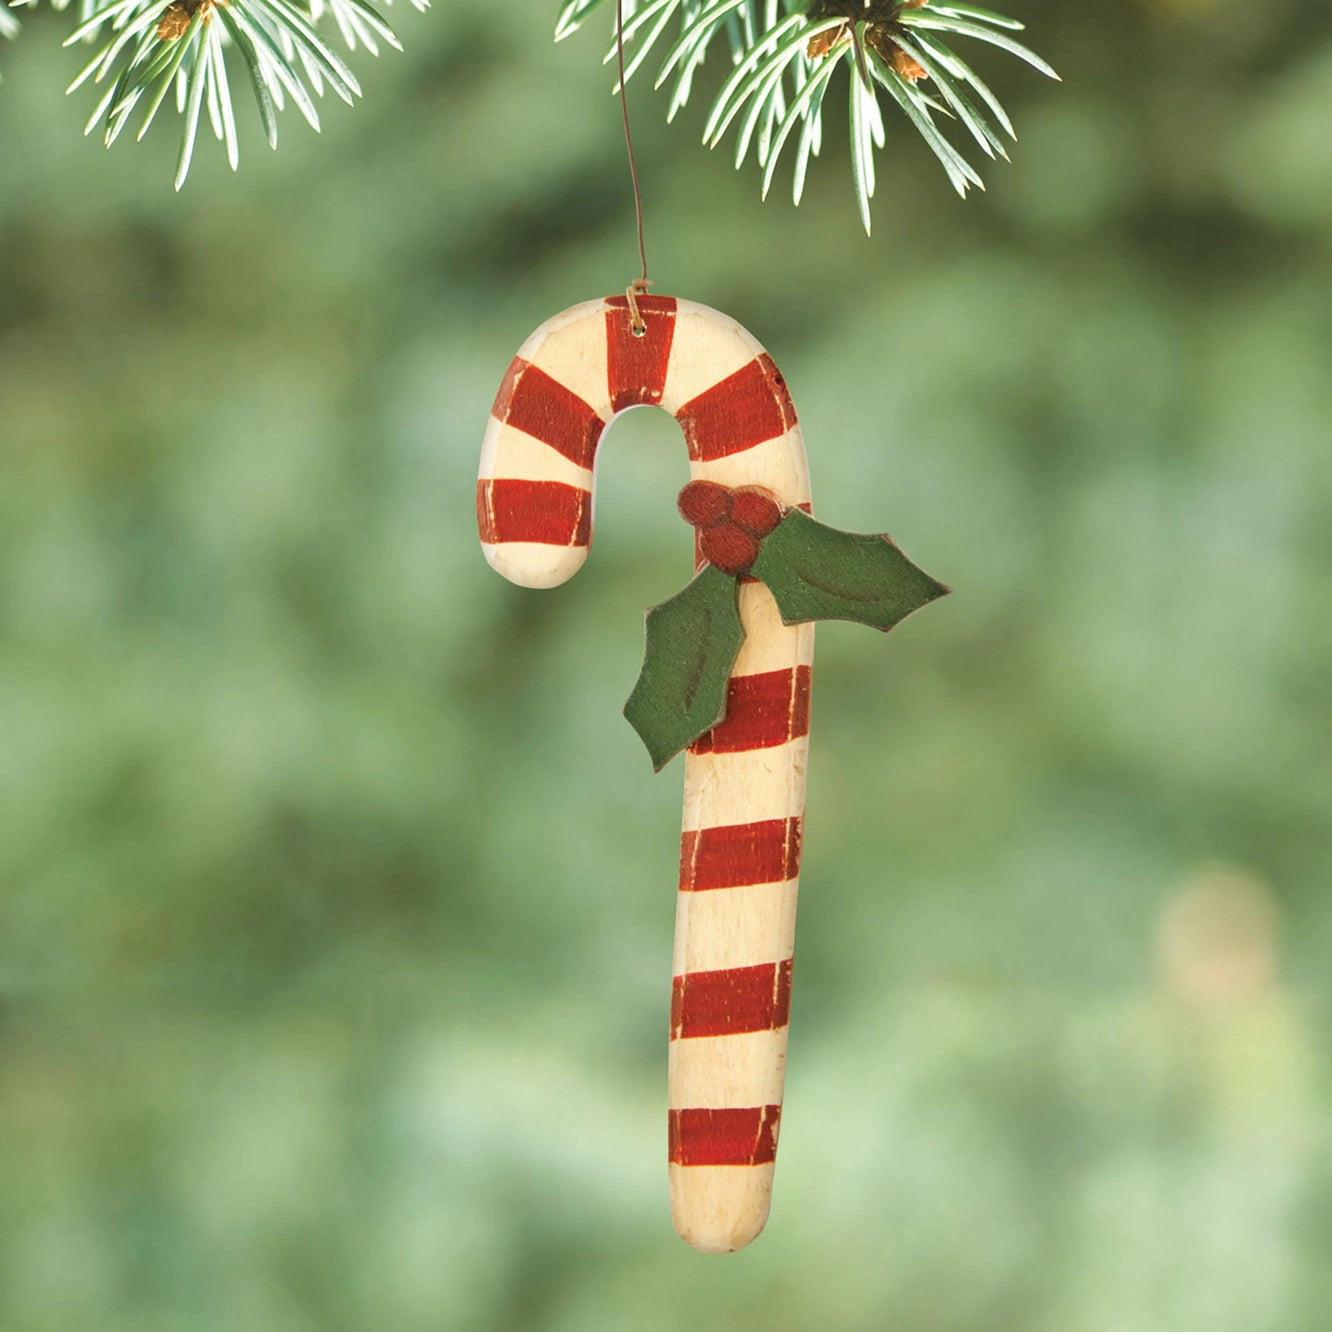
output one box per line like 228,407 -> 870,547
3,0 -> 1332,1328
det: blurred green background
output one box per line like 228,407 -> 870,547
3,0 -> 1332,1327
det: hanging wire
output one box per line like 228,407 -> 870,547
616,0 -> 652,333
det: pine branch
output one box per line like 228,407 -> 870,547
3,0 -> 425,187
1,2 -> 26,60
555,0 -> 1059,233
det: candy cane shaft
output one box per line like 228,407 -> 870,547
671,582 -> 813,1251
478,296 -> 813,1252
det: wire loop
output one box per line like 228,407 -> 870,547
626,277 -> 653,337
616,0 -> 651,308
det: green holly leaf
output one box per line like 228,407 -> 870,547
752,509 -> 949,631
624,564 -> 746,771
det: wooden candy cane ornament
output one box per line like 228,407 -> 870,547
477,293 -> 947,1253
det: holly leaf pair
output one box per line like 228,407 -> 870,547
623,509 -> 948,769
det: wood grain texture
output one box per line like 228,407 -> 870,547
477,297 -> 814,1253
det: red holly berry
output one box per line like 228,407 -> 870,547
700,524 -> 761,576
729,487 -> 783,538
677,480 -> 731,529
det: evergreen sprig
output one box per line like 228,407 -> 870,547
2,0 -> 424,187
556,0 -> 1058,232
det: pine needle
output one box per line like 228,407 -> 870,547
556,0 -> 1058,233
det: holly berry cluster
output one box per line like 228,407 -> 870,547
677,481 -> 784,576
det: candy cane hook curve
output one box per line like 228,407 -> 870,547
477,294 -> 813,1253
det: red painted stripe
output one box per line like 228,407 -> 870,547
690,666 -> 812,756
606,295 -> 677,411
477,479 -> 591,546
677,354 -> 798,462
679,818 -> 802,892
671,958 -> 793,1040
492,358 -> 605,469
669,1105 -> 781,1167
